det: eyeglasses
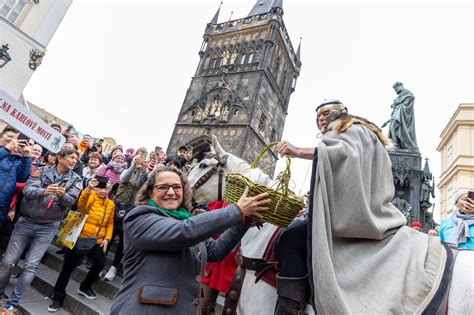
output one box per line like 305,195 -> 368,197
153,184 -> 183,192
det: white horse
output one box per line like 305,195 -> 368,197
187,135 -> 474,315
188,135 -> 314,314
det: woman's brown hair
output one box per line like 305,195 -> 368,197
135,166 -> 193,212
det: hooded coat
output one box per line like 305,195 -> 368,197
310,118 -> 446,314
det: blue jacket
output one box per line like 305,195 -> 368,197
439,216 -> 474,250
0,147 -> 31,225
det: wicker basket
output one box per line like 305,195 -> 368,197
223,142 -> 304,228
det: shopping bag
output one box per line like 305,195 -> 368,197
56,211 -> 88,250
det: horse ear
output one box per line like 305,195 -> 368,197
211,135 -> 226,156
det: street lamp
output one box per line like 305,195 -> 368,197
0,44 -> 11,68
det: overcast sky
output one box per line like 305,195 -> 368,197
24,0 -> 473,220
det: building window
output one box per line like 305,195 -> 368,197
1,0 -> 27,24
448,187 -> 453,211
258,113 -> 266,130
447,145 -> 453,166
233,109 -> 239,116
271,128 -> 276,141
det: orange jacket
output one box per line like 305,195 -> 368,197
77,188 -> 115,243
78,142 -> 89,153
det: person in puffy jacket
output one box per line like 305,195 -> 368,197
95,151 -> 126,198
48,175 -> 114,312
0,127 -> 32,228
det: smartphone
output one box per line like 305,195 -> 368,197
468,191 -> 474,201
57,179 -> 68,188
17,139 -> 28,146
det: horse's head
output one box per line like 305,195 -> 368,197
187,135 -> 249,205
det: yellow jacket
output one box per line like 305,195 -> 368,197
77,188 -> 115,243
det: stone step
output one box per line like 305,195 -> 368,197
14,261 -> 111,315
4,280 -> 71,315
42,245 -> 121,300
52,240 -> 124,277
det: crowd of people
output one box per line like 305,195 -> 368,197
0,113 -> 473,314
0,122 -> 206,313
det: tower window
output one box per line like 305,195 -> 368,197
191,110 -> 195,116
233,109 -> 239,116
258,114 -> 266,130
248,53 -> 254,63
271,129 -> 276,141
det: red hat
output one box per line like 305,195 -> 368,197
410,221 -> 422,229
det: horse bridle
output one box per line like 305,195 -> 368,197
191,153 -> 229,207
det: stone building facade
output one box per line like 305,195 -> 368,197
437,103 -> 474,219
0,0 -> 72,100
167,0 -> 301,174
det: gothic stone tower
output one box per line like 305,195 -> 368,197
167,0 -> 301,174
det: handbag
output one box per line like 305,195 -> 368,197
57,211 -> 89,250
74,237 -> 98,254
74,201 -> 108,254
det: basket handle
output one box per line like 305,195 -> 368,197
251,142 -> 292,196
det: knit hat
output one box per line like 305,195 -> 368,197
110,145 -> 123,156
453,190 -> 469,206
410,221 -> 422,229
88,152 -> 103,163
112,150 -> 125,161
126,148 -> 134,154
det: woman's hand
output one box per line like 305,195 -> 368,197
459,196 -> 474,214
100,239 -> 109,253
237,187 -> 271,219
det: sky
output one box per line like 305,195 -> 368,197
24,0 -> 473,220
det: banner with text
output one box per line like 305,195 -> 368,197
0,89 -> 65,153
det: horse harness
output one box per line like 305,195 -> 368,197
223,252 -> 280,314
191,154 -> 229,208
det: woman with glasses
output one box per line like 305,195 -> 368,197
111,166 -> 270,314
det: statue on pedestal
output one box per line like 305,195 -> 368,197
392,191 -> 412,220
382,82 -> 419,153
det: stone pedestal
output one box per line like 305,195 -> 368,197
389,150 -> 423,224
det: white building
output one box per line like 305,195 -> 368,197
0,0 -> 72,99
437,103 -> 474,219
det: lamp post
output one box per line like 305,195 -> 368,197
0,44 -> 12,68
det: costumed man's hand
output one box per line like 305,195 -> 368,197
100,239 -> 109,253
276,140 -> 299,158
237,187 -> 271,220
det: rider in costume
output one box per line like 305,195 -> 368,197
276,99 -> 451,314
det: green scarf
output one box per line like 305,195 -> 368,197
148,199 -> 192,220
